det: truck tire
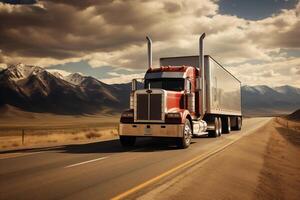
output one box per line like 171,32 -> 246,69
218,117 -> 222,136
208,117 -> 219,138
232,117 -> 242,130
236,117 -> 242,130
176,120 -> 192,149
120,136 -> 136,147
222,117 -> 231,133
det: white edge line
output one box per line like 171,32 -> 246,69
0,146 -> 61,160
63,147 -> 145,169
64,157 -> 108,168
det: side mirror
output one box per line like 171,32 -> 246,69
132,79 -> 137,91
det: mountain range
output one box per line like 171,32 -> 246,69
0,64 -> 132,114
242,85 -> 300,116
0,64 -> 299,116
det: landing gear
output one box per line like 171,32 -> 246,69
176,120 -> 192,149
120,136 -> 136,147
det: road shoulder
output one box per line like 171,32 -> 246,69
139,119 -> 300,200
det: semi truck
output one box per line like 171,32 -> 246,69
119,33 -> 242,148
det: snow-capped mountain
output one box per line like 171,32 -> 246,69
64,72 -> 86,85
0,64 -> 129,114
0,63 -> 44,81
0,64 -> 299,115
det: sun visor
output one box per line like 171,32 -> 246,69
144,72 -> 186,79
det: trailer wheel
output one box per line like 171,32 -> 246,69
232,117 -> 242,131
208,117 -> 219,138
223,117 -> 231,134
120,136 -> 136,147
218,117 -> 222,136
176,120 -> 192,149
236,117 -> 242,130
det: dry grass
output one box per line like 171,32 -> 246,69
0,107 -> 121,150
0,127 -> 118,150
85,131 -> 102,139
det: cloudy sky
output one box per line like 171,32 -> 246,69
0,0 -> 299,87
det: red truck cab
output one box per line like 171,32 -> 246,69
119,65 -> 200,148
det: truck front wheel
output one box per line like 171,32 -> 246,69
120,136 -> 136,147
176,120 -> 192,149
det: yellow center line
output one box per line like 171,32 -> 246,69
111,136 -> 242,200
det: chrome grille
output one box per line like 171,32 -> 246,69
136,94 -> 148,120
136,93 -> 162,121
150,94 -> 162,120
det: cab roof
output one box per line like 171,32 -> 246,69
146,65 -> 194,73
145,66 -> 198,79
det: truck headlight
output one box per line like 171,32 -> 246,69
120,110 -> 134,123
166,113 -> 181,118
122,112 -> 134,118
130,93 -> 134,109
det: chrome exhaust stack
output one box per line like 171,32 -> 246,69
199,33 -> 206,118
146,36 -> 152,69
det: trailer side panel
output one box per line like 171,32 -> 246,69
205,56 -> 241,116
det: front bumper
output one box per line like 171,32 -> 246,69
119,123 -> 184,138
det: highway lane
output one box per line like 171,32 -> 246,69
0,117 -> 271,200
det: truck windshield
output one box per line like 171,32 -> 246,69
144,78 -> 184,91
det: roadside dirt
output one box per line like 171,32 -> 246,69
140,119 -> 300,200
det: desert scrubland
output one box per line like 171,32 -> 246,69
0,107 -> 119,150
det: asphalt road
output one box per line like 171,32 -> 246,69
0,117 -> 271,200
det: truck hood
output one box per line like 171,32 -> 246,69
165,90 -> 184,112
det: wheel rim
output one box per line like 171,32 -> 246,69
215,118 -> 219,136
184,123 -> 192,144
218,118 -> 222,136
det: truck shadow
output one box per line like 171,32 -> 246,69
0,138 -> 198,155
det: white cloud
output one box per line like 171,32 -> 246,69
100,72 -> 145,84
0,0 -> 299,87
253,70 -> 280,77
227,57 -> 300,87
107,72 -> 121,76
